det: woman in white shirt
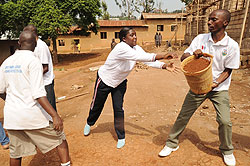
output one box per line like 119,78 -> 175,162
83,27 -> 178,149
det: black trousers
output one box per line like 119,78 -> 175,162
45,80 -> 57,111
87,74 -> 127,139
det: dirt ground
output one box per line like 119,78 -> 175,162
0,45 -> 250,166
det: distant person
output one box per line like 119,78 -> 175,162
0,121 -> 9,150
154,32 -> 160,48
168,41 -> 171,47
83,27 -> 179,149
159,9 -> 240,166
111,38 -> 117,50
0,31 -> 71,166
77,43 -> 81,53
23,25 -> 57,111
159,32 -> 162,47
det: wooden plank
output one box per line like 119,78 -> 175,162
239,0 -> 250,48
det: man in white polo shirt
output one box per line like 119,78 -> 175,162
0,31 -> 70,166
159,9 -> 240,166
23,25 -> 57,111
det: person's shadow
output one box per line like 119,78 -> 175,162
209,129 -> 250,152
153,125 -> 220,157
153,124 -> 250,157
28,121 -> 155,165
29,149 -> 61,166
90,121 -> 156,141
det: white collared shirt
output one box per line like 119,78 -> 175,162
34,39 -> 55,85
184,32 -> 240,91
0,50 -> 51,130
98,42 -> 164,88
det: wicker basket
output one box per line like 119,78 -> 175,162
181,54 -> 213,94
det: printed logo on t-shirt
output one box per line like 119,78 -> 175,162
4,65 -> 22,73
222,49 -> 227,56
201,45 -> 206,51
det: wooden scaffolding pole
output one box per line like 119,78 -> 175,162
175,17 -> 178,44
197,0 -> 199,35
239,0 -> 250,48
222,0 -> 226,9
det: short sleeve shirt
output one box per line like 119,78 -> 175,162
34,39 -> 55,85
184,33 -> 240,91
0,50 -> 51,130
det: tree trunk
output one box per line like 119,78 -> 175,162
52,37 -> 59,64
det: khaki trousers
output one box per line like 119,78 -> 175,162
166,90 -> 234,155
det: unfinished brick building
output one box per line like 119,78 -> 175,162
185,0 -> 250,67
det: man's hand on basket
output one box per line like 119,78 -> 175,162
193,50 -> 213,59
193,49 -> 203,58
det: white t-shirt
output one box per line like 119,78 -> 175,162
34,39 -> 55,85
184,33 -> 240,91
0,50 -> 51,130
98,42 -> 164,88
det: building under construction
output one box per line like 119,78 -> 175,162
185,0 -> 250,67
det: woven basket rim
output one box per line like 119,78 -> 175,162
181,55 -> 213,76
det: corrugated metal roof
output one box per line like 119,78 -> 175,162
98,20 -> 148,27
141,13 -> 186,19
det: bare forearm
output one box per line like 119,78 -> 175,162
155,53 -> 166,60
215,68 -> 232,84
37,96 -> 57,117
155,53 -> 174,60
37,96 -> 63,131
212,68 -> 232,88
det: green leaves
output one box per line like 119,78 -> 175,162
0,0 -> 102,39
0,0 -> 102,63
30,0 -> 72,39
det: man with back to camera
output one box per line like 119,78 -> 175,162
0,31 -> 70,166
23,24 -> 57,111
159,9 -> 240,166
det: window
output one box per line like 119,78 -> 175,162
115,32 -> 120,39
100,32 -> 107,39
58,40 -> 65,46
171,25 -> 177,32
157,25 -> 164,31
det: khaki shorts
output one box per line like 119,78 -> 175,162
7,122 -> 66,158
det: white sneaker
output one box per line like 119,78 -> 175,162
117,139 -> 125,149
158,145 -> 179,157
223,153 -> 236,166
83,124 -> 91,136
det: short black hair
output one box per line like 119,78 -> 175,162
23,24 -> 38,37
119,27 -> 133,42
213,9 -> 231,23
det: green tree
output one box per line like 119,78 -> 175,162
139,0 -> 155,13
0,0 -> 38,37
30,0 -> 73,63
100,1 -> 110,20
114,0 -> 141,19
0,0 -> 102,63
